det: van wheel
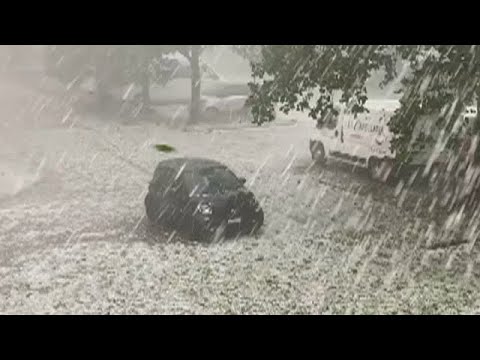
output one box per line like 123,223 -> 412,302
311,141 -> 326,165
368,158 -> 393,183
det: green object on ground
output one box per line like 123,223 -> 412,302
153,144 -> 176,153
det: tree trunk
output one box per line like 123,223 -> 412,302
190,45 -> 202,123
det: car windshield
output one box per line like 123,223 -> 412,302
187,166 -> 242,195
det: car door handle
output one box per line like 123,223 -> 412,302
335,130 -> 339,137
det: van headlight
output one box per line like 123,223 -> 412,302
197,203 -> 213,216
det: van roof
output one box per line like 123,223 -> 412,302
364,99 -> 401,111
335,99 -> 401,112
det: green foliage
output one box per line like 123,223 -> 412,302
247,46 -> 395,124
153,144 -> 176,153
390,46 -> 480,162
247,45 -> 480,164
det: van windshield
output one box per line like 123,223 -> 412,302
318,112 -> 338,130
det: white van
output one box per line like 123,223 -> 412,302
309,99 -> 400,181
310,99 -> 479,181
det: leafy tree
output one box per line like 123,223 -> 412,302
45,45 -> 265,123
45,45 -> 177,108
173,45 -> 205,123
231,45 -> 262,63
391,46 -> 480,164
169,45 -> 260,123
246,45 -> 480,165
114,45 -> 180,106
46,45 -> 212,122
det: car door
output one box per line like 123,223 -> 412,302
149,167 -> 178,224
166,174 -> 191,227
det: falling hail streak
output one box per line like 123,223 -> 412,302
88,152 -> 98,169
66,75 -> 80,91
281,154 -> 296,178
68,116 -> 78,130
122,83 -> 135,101
35,156 -> 47,178
62,108 -> 73,124
129,215 -> 145,238
56,151 -> 67,169
285,144 -> 294,158
248,155 -> 270,187
63,230 -> 77,249
167,230 -> 177,243
137,188 -> 148,201
171,106 -> 185,122
174,163 -> 186,182
132,103 -> 144,118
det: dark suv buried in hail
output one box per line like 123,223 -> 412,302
145,158 -> 264,242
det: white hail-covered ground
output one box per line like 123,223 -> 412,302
1,77 -> 480,315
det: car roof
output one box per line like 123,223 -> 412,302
156,157 -> 226,172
